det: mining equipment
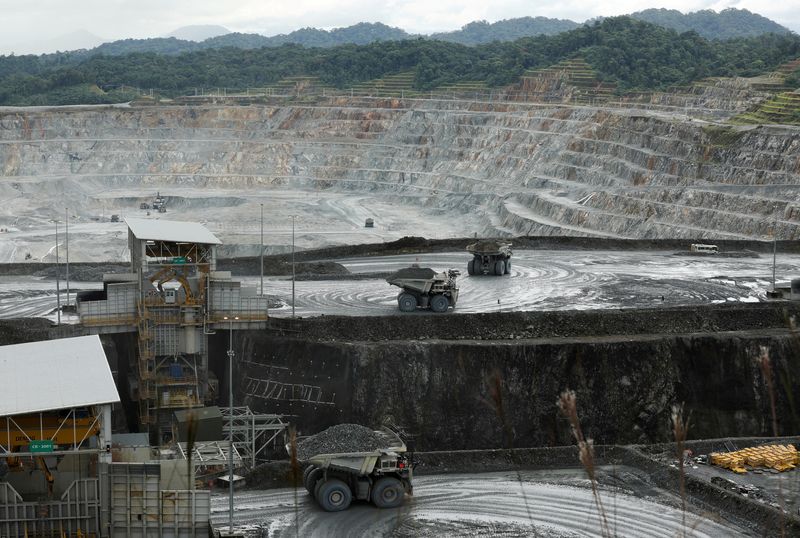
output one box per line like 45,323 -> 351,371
76,218 -> 270,444
467,239 -> 512,275
140,202 -> 150,210
110,214 -> 120,222
152,191 -> 166,210
690,243 -> 719,254
298,429 -> 412,512
365,218 -> 374,228
386,266 -> 459,312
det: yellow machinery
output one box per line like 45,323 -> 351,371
710,444 -> 799,474
148,266 -> 198,305
2,411 -> 100,452
2,410 -> 100,494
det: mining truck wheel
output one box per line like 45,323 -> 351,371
304,466 -> 323,494
504,259 -> 511,274
494,260 -> 506,276
318,479 -> 353,512
371,477 -> 405,508
430,294 -> 449,313
467,259 -> 475,275
398,292 -> 417,312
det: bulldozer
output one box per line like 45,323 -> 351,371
386,266 -> 460,313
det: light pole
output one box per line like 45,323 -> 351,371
772,209 -> 778,292
223,315 -> 238,535
54,220 -> 61,325
291,215 -> 296,318
260,204 -> 264,297
65,208 -> 70,307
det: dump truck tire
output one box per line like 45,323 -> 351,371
304,467 -> 323,494
398,292 -> 417,312
467,259 -> 475,275
494,260 -> 505,276
430,294 -> 449,313
318,479 -> 353,512
504,259 -> 511,274
371,477 -> 405,508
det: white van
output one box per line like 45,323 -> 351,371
690,244 -> 719,254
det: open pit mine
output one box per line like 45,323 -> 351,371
1,80 -> 800,537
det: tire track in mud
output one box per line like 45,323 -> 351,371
257,250 -> 778,317
210,471 -> 750,537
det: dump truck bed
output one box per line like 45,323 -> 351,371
467,240 -> 512,255
291,428 -> 406,475
386,267 -> 440,294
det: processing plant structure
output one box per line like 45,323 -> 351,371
76,218 -> 270,444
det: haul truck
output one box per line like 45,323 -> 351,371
386,266 -> 460,312
296,429 -> 413,512
467,240 -> 512,276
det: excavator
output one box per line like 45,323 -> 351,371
148,266 -> 202,305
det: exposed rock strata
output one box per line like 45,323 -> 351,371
0,98 -> 798,249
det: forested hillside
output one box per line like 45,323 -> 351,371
6,8 -> 790,60
0,18 -> 798,106
629,8 -> 791,40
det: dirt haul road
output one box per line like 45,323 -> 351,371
0,249 -> 793,320
210,468 -> 752,537
254,249 -> 793,317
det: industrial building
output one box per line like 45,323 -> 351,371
77,218 -> 270,443
0,335 -> 210,537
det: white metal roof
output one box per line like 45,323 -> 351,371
0,335 -> 120,417
126,217 -> 222,245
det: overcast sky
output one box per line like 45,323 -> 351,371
1,0 -> 798,55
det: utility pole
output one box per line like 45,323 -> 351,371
772,212 -> 778,291
54,221 -> 61,325
224,315 -> 238,535
291,215 -> 296,318
260,204 -> 264,297
65,208 -> 70,307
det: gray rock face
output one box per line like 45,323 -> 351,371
0,95 -> 798,252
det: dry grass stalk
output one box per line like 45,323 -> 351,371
757,346 -> 779,437
287,425 -> 300,538
486,370 -> 513,450
756,346 -> 787,538
671,403 -> 690,538
557,389 -> 611,538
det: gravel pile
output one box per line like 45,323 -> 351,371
296,424 -> 392,460
387,266 -> 437,281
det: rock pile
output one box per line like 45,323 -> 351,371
296,424 -> 391,460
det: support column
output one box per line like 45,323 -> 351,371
98,404 -> 113,464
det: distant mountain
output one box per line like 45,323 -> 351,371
256,22 -> 411,47
8,9 -> 793,59
85,22 -> 410,57
12,29 -> 107,55
165,25 -> 230,42
629,8 -> 792,40
430,16 -> 579,44
92,37 -> 195,56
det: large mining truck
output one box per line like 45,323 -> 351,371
297,429 -> 413,512
467,240 -> 512,276
386,266 -> 460,312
